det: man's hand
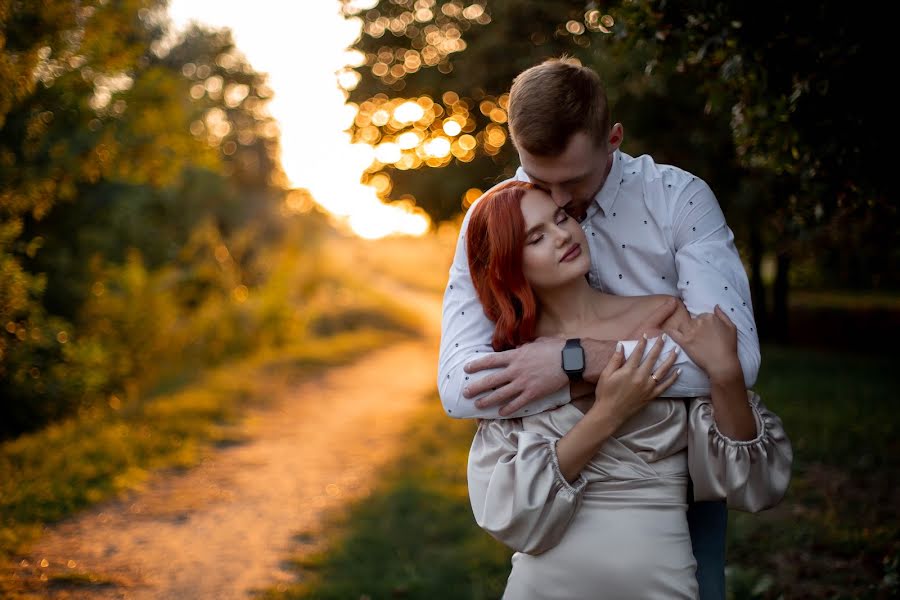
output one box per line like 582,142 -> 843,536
463,337 -> 568,416
667,305 -> 742,382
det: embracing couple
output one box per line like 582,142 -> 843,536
437,58 -> 793,599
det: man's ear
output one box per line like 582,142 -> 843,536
607,123 -> 624,151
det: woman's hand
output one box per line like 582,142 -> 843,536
589,334 -> 680,428
667,305 -> 742,382
629,297 -> 692,340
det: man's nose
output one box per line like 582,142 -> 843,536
549,186 -> 571,208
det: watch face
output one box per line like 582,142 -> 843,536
562,346 -> 585,371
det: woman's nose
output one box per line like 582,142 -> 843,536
554,227 -> 572,246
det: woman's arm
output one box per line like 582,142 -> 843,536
667,305 -> 757,440
467,335 -> 681,554
556,334 -> 680,482
670,306 -> 794,511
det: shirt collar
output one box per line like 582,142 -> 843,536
589,149 -> 624,219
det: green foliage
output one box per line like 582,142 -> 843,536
0,1 -> 293,437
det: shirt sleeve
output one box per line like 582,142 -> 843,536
670,177 -> 761,387
437,202 -> 570,419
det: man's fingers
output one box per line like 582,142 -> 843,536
474,384 -> 518,409
498,393 -> 534,417
667,326 -> 686,347
464,350 -> 512,374
464,372 -> 512,398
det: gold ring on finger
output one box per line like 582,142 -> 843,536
650,373 -> 659,383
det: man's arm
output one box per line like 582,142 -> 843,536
465,176 -> 761,411
592,177 -> 760,395
461,304 -> 687,416
437,201 -> 571,419
668,177 -> 761,387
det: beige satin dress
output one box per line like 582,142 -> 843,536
467,392 -> 792,599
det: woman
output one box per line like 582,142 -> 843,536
465,181 -> 792,599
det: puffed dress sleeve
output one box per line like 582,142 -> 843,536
467,418 -> 588,554
688,391 -> 793,512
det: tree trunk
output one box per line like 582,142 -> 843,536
772,250 -> 791,343
749,225 -> 768,340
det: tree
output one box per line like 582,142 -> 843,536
343,0 -> 898,337
0,1 -> 287,437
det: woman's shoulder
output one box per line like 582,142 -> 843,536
600,294 -> 681,334
604,293 -> 679,316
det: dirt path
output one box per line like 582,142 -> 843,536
11,283 -> 445,599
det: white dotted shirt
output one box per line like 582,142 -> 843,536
438,149 -> 760,419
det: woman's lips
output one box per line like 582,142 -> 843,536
560,243 -> 582,262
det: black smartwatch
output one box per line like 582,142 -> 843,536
561,338 -> 585,382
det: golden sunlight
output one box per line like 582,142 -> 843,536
168,0 -> 430,239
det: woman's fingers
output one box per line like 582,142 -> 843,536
652,366 -> 682,397
644,346 -> 679,397
714,304 -> 736,329
624,334 -> 648,369
601,341 -> 626,377
652,345 -> 680,380
637,334 -> 667,377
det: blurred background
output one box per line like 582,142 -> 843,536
1,1 -> 897,599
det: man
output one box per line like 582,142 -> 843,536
438,58 -> 760,599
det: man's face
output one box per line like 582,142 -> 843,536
518,130 -> 613,221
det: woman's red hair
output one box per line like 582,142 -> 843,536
466,180 -> 540,351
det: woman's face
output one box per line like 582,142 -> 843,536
520,188 -> 591,290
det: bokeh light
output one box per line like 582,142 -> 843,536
169,0 -> 430,239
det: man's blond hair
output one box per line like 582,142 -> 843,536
508,57 -> 611,156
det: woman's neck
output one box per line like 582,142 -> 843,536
535,277 -> 606,337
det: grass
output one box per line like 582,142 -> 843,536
789,290 -> 900,311
262,344 -> 899,600
725,345 -> 900,599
